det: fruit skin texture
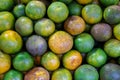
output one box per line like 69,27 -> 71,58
48,31 -> 73,54
41,51 -> 60,71
100,63 -> 120,80
0,0 -> 14,11
3,69 -> 23,80
64,16 -> 85,35
104,39 -> 120,58
51,68 -> 72,80
26,35 -> 47,56
82,4 -> 102,24
87,48 -> 107,67
76,0 -> 93,4
100,0 -> 119,6
74,64 -> 99,80
13,52 -> 34,72
15,16 -> 33,36
104,5 -> 120,24
0,51 -> 11,74
74,33 -> 94,53
62,50 -> 82,70
0,30 -> 23,54
47,2 -> 69,23
24,67 -> 50,80
25,1 -> 46,20
0,12 -> 15,33
34,18 -> 55,37
91,23 -> 112,42
113,23 -> 120,40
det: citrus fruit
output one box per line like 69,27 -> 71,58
100,0 -> 119,6
34,18 -> 55,37
87,48 -> 107,67
74,64 -> 99,80
41,51 -> 60,71
0,51 -> 11,74
15,16 -> 33,36
100,63 -> 120,80
74,33 -> 94,53
0,11 -> 15,33
21,0 -> 32,4
0,0 -> 14,11
26,35 -> 47,56
51,68 -> 72,80
76,0 -> 93,4
91,23 -> 112,42
64,16 -> 85,35
3,69 -> 23,80
48,31 -> 73,54
68,1 -> 83,16
24,67 -> 50,80
47,2 -> 69,23
25,1 -> 46,20
113,23 -> 120,40
13,51 -> 34,72
82,4 -> 102,24
57,0 -> 72,4
104,39 -> 120,58
103,5 -> 120,24
13,4 -> 25,18
0,30 -> 23,54
62,50 -> 82,70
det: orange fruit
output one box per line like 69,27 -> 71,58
34,18 -> 55,37
64,16 -> 85,35
62,50 -> 82,70
48,31 -> 73,54
47,2 -> 69,23
76,0 -> 93,5
41,51 -> 60,71
0,51 -> 11,74
0,30 -> 23,54
113,23 -> 120,40
82,4 -> 102,24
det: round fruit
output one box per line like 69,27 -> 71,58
91,23 -> 112,42
3,69 -> 23,80
34,18 -> 55,37
100,0 -> 119,6
62,50 -> 82,70
0,51 -> 11,74
47,2 -> 69,23
74,64 -> 99,80
26,35 -> 47,56
15,16 -> 33,36
64,16 -> 85,35
0,30 -> 23,54
13,4 -> 25,18
48,31 -> 73,54
41,51 -> 60,71
0,12 -> 15,33
104,39 -> 120,58
74,33 -> 94,53
51,68 -> 72,80
68,1 -> 83,16
87,48 -> 107,67
0,0 -> 14,11
13,51 -> 34,72
57,0 -> 72,4
100,63 -> 120,80
82,4 -> 102,24
104,5 -> 120,24
25,1 -> 46,20
24,67 -> 50,80
76,0 -> 93,4
113,23 -> 120,40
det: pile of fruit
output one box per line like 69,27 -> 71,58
0,0 -> 120,80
